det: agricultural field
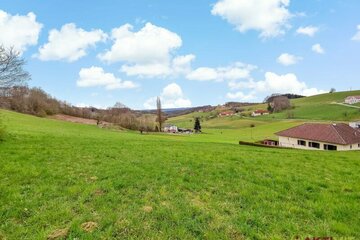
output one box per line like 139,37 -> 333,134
0,110 -> 359,239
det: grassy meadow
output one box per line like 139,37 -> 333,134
0,110 -> 360,239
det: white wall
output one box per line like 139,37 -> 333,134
278,136 -> 360,151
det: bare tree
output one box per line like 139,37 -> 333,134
272,96 -> 291,112
0,46 -> 30,88
156,97 -> 163,132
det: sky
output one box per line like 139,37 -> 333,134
0,0 -> 360,110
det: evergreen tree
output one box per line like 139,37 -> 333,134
194,117 -> 201,133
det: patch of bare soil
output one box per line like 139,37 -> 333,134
94,189 -> 105,196
47,228 -> 69,240
51,114 -> 111,127
142,206 -> 153,213
81,222 -> 98,232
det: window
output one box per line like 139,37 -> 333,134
297,140 -> 306,146
324,144 -> 337,151
308,142 -> 320,149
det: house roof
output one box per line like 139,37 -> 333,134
219,111 -> 234,115
276,123 -> 360,145
345,96 -> 360,100
253,110 -> 269,114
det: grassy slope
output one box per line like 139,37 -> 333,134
0,110 -> 360,239
260,90 -> 360,121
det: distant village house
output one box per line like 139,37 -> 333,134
218,111 -> 235,117
349,121 -> 360,129
163,125 -> 178,133
251,110 -> 269,117
276,123 -> 360,151
345,96 -> 360,105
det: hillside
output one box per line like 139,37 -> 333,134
261,90 -> 360,121
167,90 -> 360,132
0,110 -> 359,239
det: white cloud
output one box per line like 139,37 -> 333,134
351,25 -> 360,41
144,83 -> 191,109
75,103 -> 107,109
187,62 -> 256,81
0,10 -> 42,53
226,91 -> 256,101
312,43 -> 325,54
229,72 -> 326,97
37,23 -> 107,62
76,66 -> 137,90
277,53 -> 302,66
296,26 -> 318,37
99,23 -> 191,77
172,54 -> 196,75
211,0 -> 292,38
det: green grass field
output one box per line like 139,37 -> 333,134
1,110 -> 360,239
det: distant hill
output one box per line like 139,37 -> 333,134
167,90 -> 360,129
259,90 -> 360,121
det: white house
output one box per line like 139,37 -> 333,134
251,110 -> 270,117
345,96 -> 360,105
350,122 -> 360,129
163,125 -> 178,133
276,123 -> 360,151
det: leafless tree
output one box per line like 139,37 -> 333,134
272,96 -> 291,112
156,97 -> 164,132
0,46 -> 31,88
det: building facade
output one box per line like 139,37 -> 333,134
345,96 -> 360,104
278,136 -> 360,151
276,123 -> 360,151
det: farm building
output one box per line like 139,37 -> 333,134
350,121 -> 360,129
345,96 -> 360,104
178,128 -> 193,134
262,139 -> 279,146
276,123 -> 360,151
251,110 -> 270,117
163,125 -> 178,133
218,111 -> 235,117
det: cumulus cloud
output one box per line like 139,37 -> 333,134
277,53 -> 302,66
312,43 -> 325,54
37,23 -> 107,62
296,26 -> 318,37
211,0 -> 292,38
351,25 -> 360,41
229,72 -> 326,97
99,23 -> 192,77
0,10 -> 42,53
144,83 -> 191,109
172,54 -> 196,76
76,66 -> 137,90
226,91 -> 256,101
186,62 -> 256,81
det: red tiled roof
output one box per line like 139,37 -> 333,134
276,123 -> 360,145
254,110 -> 269,114
219,111 -> 234,115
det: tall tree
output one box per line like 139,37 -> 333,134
156,97 -> 163,132
0,46 -> 31,88
194,117 -> 201,133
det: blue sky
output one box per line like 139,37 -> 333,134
0,0 -> 359,109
